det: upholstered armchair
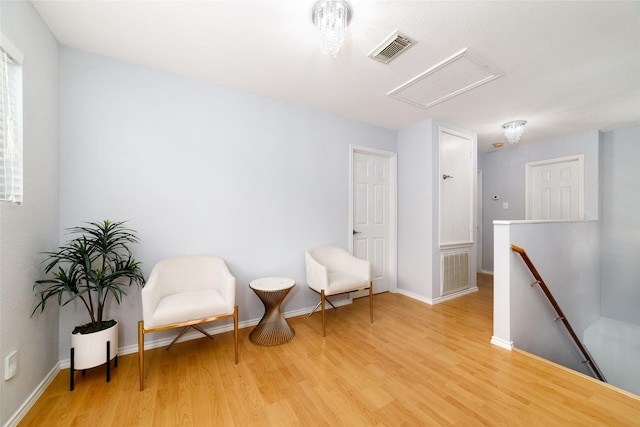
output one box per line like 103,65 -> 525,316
305,246 -> 373,337
138,255 -> 238,390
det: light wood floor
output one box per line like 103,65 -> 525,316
19,274 -> 640,426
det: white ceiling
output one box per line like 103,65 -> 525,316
31,0 -> 640,152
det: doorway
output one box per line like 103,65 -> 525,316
439,130 -> 473,246
477,169 -> 483,273
349,146 -> 397,294
526,155 -> 584,220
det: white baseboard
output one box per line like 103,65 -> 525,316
431,287 -> 478,304
58,317 -> 257,369
395,288 -> 434,305
396,286 -> 478,305
57,301 -> 349,368
3,362 -> 61,427
9,299 -> 346,426
490,336 -> 514,350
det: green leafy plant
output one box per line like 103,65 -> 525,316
33,220 -> 145,334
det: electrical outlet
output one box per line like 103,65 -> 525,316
4,351 -> 17,380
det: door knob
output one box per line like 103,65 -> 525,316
353,230 -> 361,235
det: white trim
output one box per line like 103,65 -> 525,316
525,154 -> 584,220
0,33 -> 24,64
348,145 -> 398,293
477,169 -> 483,273
8,302 -> 338,426
431,286 -> 478,304
387,48 -> 503,109
396,286 -> 478,305
490,336 -> 514,351
58,302 -> 347,368
395,288 -> 434,305
439,242 -> 473,249
494,219 -> 597,225
3,362 -> 61,427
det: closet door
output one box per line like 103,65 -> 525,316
439,129 -> 472,246
526,155 -> 584,220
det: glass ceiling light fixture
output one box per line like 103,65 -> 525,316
502,120 -> 527,145
312,0 -> 351,57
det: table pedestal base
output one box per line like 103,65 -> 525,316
249,286 -> 295,346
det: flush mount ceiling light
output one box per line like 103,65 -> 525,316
502,120 -> 527,144
312,0 -> 351,57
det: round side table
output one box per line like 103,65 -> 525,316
249,277 -> 296,346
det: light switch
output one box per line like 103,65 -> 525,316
4,351 -> 17,380
503,202 -> 509,209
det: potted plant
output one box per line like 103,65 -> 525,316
33,220 -> 145,385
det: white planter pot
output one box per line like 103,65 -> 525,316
70,321 -> 118,370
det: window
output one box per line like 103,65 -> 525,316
0,37 -> 23,204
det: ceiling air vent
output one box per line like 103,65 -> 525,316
368,31 -> 415,64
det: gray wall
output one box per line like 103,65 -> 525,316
0,2 -> 60,425
479,131 -> 600,272
483,126 -> 640,326
493,220 -> 601,376
600,127 -> 640,325
3,2 -> 638,420
58,47 -> 398,359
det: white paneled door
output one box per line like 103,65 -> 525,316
527,155 -> 584,220
439,130 -> 473,245
352,151 -> 391,294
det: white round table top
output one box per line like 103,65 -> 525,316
249,277 -> 295,292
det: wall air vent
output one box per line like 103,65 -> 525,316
441,251 -> 470,296
368,31 -> 415,64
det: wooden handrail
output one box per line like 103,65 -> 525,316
510,245 -> 606,382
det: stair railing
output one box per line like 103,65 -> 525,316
511,244 -> 606,382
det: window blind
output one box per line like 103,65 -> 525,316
0,45 -> 23,204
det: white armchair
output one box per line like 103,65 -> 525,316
138,255 -> 238,390
305,246 -> 373,336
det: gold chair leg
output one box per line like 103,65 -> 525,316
166,326 -> 190,350
309,300 -> 322,316
321,290 -> 326,337
138,320 -> 144,391
369,281 -> 374,324
191,324 -> 214,340
234,305 -> 239,364
309,297 -> 337,316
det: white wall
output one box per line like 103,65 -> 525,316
493,220 -> 601,376
600,126 -> 640,325
397,120 -> 477,301
397,120 -> 436,299
0,2 -> 60,425
58,47 -> 398,359
479,131 -> 600,272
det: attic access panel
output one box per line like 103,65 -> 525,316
388,48 -> 503,109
